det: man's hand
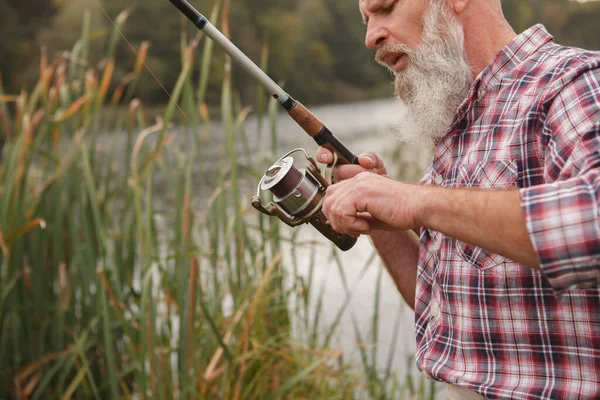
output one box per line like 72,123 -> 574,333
322,172 -> 421,236
317,147 -> 420,236
316,148 -> 387,180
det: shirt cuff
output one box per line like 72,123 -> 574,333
520,177 -> 600,295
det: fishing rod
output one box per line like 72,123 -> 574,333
168,0 -> 358,166
168,0 -> 358,251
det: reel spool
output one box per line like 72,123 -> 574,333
251,149 -> 357,251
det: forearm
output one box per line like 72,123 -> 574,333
416,186 -> 540,270
369,229 -> 420,309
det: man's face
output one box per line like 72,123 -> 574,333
359,0 -> 428,73
360,0 -> 473,146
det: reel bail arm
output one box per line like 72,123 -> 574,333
251,149 -> 357,251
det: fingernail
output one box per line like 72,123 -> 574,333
319,153 -> 328,162
360,154 -> 374,164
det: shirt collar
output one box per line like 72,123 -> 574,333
474,24 -> 554,95
433,25 -> 554,146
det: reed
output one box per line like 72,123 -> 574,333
0,5 -> 438,399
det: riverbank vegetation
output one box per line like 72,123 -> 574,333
0,4 -> 438,399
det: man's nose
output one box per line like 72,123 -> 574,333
365,22 -> 387,49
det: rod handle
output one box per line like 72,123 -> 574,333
287,102 -> 359,165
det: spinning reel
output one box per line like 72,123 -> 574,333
251,149 -> 357,251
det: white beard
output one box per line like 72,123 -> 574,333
377,0 -> 473,146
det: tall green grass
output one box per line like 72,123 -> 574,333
0,5 -> 437,399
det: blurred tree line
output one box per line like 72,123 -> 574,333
1,0 -> 600,106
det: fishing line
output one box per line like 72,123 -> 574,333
92,0 -> 192,124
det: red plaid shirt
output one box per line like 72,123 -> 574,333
415,25 -> 600,399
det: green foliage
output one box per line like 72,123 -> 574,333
5,0 -> 600,106
100,0 -> 185,102
502,0 -> 600,50
0,0 -> 58,92
38,0 -> 107,57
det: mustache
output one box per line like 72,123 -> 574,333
375,43 -> 414,68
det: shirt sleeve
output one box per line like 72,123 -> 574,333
520,69 -> 600,295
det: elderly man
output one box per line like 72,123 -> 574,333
318,0 -> 600,399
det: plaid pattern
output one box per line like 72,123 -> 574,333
415,25 -> 600,399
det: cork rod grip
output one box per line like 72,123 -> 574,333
287,102 -> 323,137
287,101 -> 359,165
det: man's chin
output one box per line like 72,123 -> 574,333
393,75 -> 412,102
392,97 -> 450,147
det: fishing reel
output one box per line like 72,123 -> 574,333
251,149 -> 357,251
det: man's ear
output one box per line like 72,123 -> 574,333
449,0 -> 470,14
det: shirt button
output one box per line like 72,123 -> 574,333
434,175 -> 443,185
431,304 -> 440,318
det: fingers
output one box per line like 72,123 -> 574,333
357,152 -> 379,169
335,164 -> 372,181
322,175 -> 372,235
358,151 -> 387,176
316,147 -> 334,164
316,148 -> 388,181
324,202 -> 373,236
322,172 -> 401,235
